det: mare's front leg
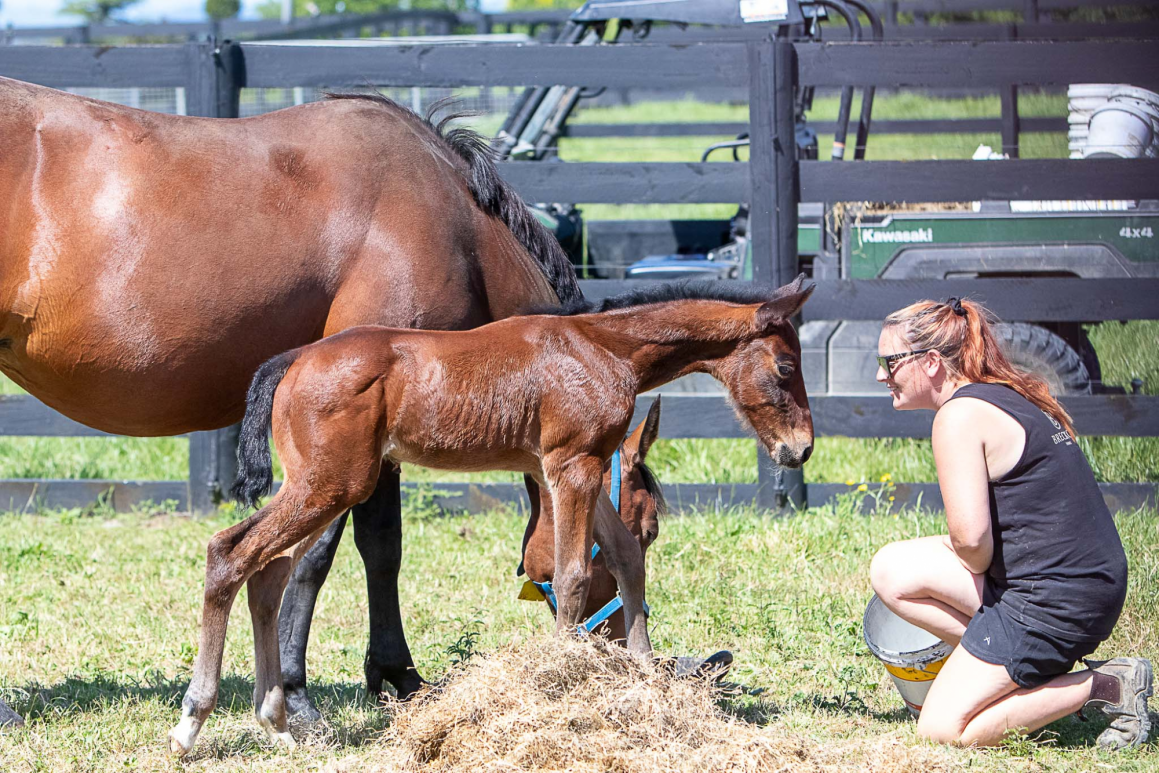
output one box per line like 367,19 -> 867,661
353,466 -> 425,700
591,489 -> 652,655
278,513 -> 350,722
543,455 -> 601,633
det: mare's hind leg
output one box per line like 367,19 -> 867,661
354,466 -> 425,701
278,512 -> 350,722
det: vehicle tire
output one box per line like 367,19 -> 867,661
995,323 -> 1093,395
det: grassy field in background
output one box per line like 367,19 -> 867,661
0,92 -> 1154,487
1,498 -> 1156,770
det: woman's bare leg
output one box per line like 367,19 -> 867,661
919,645 -> 1094,746
870,535 -> 984,646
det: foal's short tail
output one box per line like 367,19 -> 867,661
232,351 -> 300,509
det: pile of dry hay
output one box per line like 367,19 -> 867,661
325,636 -> 957,773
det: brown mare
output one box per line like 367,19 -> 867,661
168,276 -> 815,755
0,78 -> 587,725
522,397 -> 665,641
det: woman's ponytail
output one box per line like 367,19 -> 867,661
885,298 -> 1077,439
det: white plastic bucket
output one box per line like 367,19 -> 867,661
1109,86 -> 1159,135
1085,102 -> 1155,159
863,594 -> 953,717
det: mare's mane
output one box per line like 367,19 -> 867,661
323,92 -> 582,305
536,281 -> 785,317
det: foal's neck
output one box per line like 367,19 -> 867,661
590,301 -> 753,392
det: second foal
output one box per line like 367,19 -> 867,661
169,276 -> 814,755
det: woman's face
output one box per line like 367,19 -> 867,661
877,326 -> 935,411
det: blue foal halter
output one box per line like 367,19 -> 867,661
526,448 -> 650,632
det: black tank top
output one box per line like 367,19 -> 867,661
947,383 -> 1127,641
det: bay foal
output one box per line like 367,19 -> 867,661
169,277 -> 814,755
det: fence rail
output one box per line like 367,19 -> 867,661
1,36 -> 1156,513
3,1 -> 1155,45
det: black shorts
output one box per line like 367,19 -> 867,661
961,600 -> 1103,689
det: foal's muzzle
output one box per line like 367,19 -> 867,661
774,441 -> 813,469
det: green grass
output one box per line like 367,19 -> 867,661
0,94 -> 1153,487
0,499 -> 1155,770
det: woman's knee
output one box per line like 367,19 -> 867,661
870,540 -> 912,601
916,709 -> 967,746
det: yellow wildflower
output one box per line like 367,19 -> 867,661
845,479 -> 855,486
889,496 -> 895,501
857,483 -> 868,492
880,473 -> 892,482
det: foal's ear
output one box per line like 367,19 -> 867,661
755,275 -> 815,330
624,396 -> 661,461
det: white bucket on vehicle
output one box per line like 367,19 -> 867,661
1085,101 -> 1156,158
863,594 -> 953,717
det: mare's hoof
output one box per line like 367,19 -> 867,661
0,699 -> 24,729
367,668 -> 426,703
285,689 -> 323,724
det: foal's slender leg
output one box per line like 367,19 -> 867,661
278,512 -> 350,721
590,489 -> 652,655
543,456 -> 600,633
169,492 -> 346,756
248,556 -> 297,749
353,467 -> 425,701
170,506 -> 277,755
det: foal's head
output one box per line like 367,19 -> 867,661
605,396 -> 665,552
714,274 -> 815,468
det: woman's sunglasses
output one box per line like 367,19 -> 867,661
876,348 -> 934,380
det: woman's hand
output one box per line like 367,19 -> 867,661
933,399 -> 994,575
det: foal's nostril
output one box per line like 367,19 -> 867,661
800,444 -> 813,464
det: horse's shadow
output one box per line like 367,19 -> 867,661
5,673 -> 388,747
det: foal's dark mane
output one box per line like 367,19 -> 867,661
537,281 -> 781,317
324,92 -> 582,305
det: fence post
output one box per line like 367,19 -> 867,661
185,39 -> 244,513
749,35 -> 805,513
1000,27 -> 1020,158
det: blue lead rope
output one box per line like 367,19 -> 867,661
532,448 -> 650,631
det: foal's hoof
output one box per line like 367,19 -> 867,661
260,725 -> 298,751
167,726 -> 195,757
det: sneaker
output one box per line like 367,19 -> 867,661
1083,657 -> 1153,750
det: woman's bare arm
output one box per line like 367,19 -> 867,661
932,399 -> 994,575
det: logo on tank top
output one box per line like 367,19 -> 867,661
1043,411 -> 1073,446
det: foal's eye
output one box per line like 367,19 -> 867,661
776,362 -> 795,379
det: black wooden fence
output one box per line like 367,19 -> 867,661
1,36 -> 1157,514
3,1 -> 1155,45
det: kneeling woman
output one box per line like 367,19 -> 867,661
870,298 -> 1151,749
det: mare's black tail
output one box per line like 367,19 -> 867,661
231,351 -> 299,509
